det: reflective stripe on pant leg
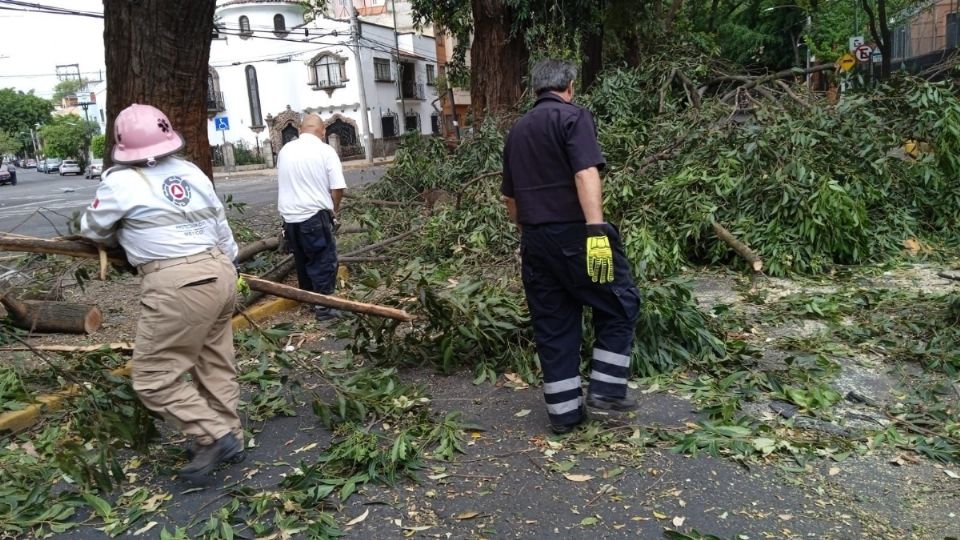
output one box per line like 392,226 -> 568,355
543,376 -> 582,417
587,231 -> 639,399
522,227 -> 585,427
589,348 -> 630,397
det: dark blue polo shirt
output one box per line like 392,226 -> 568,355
501,93 -> 605,225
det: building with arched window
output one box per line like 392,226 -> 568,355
208,0 -> 443,162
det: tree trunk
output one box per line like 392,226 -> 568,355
102,0 -> 216,179
470,0 -> 529,121
580,0 -> 604,91
863,0 -> 892,80
1,294 -> 103,334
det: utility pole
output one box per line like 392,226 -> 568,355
351,7 -> 375,164
392,0 -> 405,130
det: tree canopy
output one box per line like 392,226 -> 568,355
39,114 -> 100,162
51,78 -> 90,104
0,88 -> 53,137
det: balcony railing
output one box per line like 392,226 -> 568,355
206,90 -> 225,112
398,83 -> 425,101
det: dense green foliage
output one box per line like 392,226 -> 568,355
39,114 -> 100,163
90,134 -> 106,159
0,88 -> 52,137
587,70 -> 960,277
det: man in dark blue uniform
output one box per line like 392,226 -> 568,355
502,58 -> 641,434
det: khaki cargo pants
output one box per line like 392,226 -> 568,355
132,250 -> 241,446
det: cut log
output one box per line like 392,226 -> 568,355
0,235 -> 131,268
1,294 -> 103,334
236,236 -> 281,263
241,274 -> 414,322
711,221 -> 763,273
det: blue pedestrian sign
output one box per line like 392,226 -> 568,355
214,117 -> 230,131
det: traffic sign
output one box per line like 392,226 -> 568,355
214,116 -> 230,131
849,36 -> 864,52
854,44 -> 873,62
838,52 -> 857,72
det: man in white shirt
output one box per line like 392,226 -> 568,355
80,104 -> 244,481
276,113 -> 347,321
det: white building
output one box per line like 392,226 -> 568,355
208,0 -> 442,162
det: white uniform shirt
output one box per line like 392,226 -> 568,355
79,157 -> 239,266
276,133 -> 347,223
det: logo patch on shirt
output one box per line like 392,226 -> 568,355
162,176 -> 193,207
92,198 -> 100,209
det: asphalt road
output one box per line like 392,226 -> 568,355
0,164 -> 387,238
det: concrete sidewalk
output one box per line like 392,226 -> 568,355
212,157 -> 394,181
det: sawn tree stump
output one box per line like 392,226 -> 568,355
0,294 -> 103,334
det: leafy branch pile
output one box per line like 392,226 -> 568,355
586,63 -> 960,276
350,142 -> 724,378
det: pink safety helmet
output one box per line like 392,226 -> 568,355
112,104 -> 185,165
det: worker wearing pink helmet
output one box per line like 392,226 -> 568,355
80,103 -> 245,481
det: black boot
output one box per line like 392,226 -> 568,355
180,433 -> 243,480
314,306 -> 343,321
550,406 -> 589,435
586,393 -> 638,411
184,438 -> 246,464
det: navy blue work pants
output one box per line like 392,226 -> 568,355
521,222 -> 641,426
284,210 -> 338,295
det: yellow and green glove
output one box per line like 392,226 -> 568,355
586,223 -> 614,284
236,276 -> 250,295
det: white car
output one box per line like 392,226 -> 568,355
59,159 -> 82,176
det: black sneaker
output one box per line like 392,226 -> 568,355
184,439 -> 246,465
586,393 -> 639,411
314,306 -> 343,321
180,433 -> 243,480
550,406 -> 589,435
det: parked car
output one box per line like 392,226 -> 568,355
24,158 -> 37,168
0,165 -> 16,186
59,159 -> 81,176
43,158 -> 62,174
85,159 -> 103,179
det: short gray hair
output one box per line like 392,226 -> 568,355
531,59 -> 578,95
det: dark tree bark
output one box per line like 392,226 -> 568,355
862,0 -> 892,79
470,0 -> 529,120
102,0 -> 216,179
580,7 -> 604,91
707,0 -> 720,32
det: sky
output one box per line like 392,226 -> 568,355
0,0 -> 106,99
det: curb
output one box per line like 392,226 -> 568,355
0,297 -> 302,433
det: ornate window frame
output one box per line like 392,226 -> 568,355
306,52 -> 349,94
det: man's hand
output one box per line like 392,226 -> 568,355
585,223 -> 614,284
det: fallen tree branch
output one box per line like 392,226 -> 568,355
0,235 -> 131,268
774,79 -> 812,110
236,236 -> 281,263
719,64 -> 835,102
456,171 -> 501,208
340,256 -> 389,263
676,70 -> 702,109
711,221 -> 763,273
0,342 -> 134,353
236,254 -> 296,311
341,227 -> 420,258
241,274 -> 414,321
